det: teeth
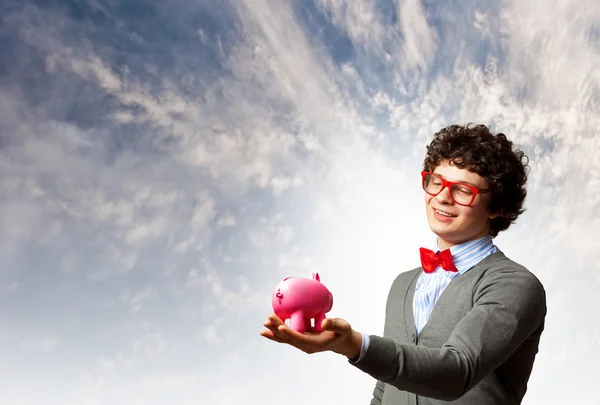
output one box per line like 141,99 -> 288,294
436,209 -> 455,217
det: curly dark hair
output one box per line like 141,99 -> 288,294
422,124 -> 530,237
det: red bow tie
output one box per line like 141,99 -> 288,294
419,247 -> 458,274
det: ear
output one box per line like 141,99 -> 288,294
488,211 -> 501,219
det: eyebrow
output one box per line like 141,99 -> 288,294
433,172 -> 480,188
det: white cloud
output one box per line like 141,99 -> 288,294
122,286 -> 154,313
20,331 -> 58,352
217,212 -> 237,228
316,0 -> 387,51
199,264 -> 264,316
395,0 -> 438,71
202,320 -> 223,344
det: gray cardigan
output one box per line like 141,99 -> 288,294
351,251 -> 547,405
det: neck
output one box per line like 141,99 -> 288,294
437,232 -> 491,251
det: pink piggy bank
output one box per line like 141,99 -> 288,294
272,272 -> 333,333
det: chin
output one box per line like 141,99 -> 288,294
427,218 -> 458,233
427,223 -> 465,244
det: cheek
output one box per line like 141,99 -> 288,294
461,206 -> 488,223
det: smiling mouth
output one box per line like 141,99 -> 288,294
434,208 -> 457,218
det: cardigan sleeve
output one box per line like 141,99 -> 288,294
349,267 -> 547,401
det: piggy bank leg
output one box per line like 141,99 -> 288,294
289,311 -> 311,333
313,312 -> 327,332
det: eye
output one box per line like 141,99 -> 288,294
455,186 -> 473,195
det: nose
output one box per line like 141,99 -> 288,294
435,186 -> 453,203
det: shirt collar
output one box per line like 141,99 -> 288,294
433,234 -> 495,274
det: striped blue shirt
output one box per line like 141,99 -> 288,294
353,234 -> 498,363
413,234 -> 499,333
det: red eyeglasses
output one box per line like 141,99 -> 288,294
421,171 -> 491,206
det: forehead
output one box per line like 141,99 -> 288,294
432,161 -> 487,187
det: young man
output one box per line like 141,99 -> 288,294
261,124 -> 547,405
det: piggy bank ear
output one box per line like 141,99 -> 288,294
312,272 -> 320,282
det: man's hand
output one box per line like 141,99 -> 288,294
260,314 -> 363,360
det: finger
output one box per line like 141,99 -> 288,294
321,318 -> 334,330
322,318 -> 351,334
274,328 -> 316,353
274,325 -> 335,354
268,314 -> 287,330
263,326 -> 314,353
260,329 -> 284,343
264,318 -> 286,339
264,318 -> 300,345
263,319 -> 277,330
264,325 -> 280,338
278,324 -> 332,346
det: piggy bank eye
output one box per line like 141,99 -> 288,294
276,291 -> 283,299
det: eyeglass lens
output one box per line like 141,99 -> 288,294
423,174 -> 475,205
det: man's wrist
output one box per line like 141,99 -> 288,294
341,330 -> 363,360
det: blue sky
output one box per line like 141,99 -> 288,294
1,1 -> 599,404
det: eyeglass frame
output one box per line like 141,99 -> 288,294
421,170 -> 491,207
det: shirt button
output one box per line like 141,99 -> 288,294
412,333 -> 416,343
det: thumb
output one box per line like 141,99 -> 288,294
322,317 -> 351,334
